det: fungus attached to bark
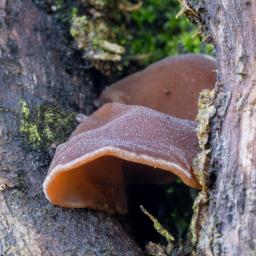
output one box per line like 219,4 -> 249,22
99,54 -> 216,120
43,103 -> 200,214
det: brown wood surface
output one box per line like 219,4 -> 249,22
0,1 -> 141,255
183,1 -> 256,255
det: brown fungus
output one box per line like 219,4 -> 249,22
100,54 -> 217,120
43,103 -> 200,214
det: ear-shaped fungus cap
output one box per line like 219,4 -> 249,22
43,103 -> 200,214
100,54 -> 216,120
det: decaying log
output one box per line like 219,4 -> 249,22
0,0 -> 141,255
182,1 -> 256,255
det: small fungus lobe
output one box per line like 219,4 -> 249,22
100,54 -> 216,120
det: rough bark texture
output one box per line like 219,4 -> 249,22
184,1 -> 256,255
0,0 -> 141,255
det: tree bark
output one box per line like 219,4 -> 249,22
183,1 -> 256,255
0,0 -> 141,255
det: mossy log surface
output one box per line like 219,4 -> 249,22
183,1 -> 256,255
0,0 -> 141,255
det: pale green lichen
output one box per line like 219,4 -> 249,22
71,16 -> 125,62
190,191 -> 208,246
192,149 -> 211,187
176,0 -> 199,19
70,15 -> 125,75
69,0 -> 142,75
189,89 -> 216,248
20,101 -> 41,147
87,0 -> 111,9
19,100 -> 76,151
140,205 -> 175,251
193,89 -> 216,188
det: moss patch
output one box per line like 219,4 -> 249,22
50,0 -> 213,75
19,100 -> 76,151
125,0 -> 213,66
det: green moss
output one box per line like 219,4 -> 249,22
124,0 -> 213,65
19,100 -> 76,151
53,0 -> 213,74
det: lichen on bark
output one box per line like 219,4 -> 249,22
68,0 -> 141,75
19,100 -> 76,151
189,89 -> 216,248
193,89 -> 216,188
